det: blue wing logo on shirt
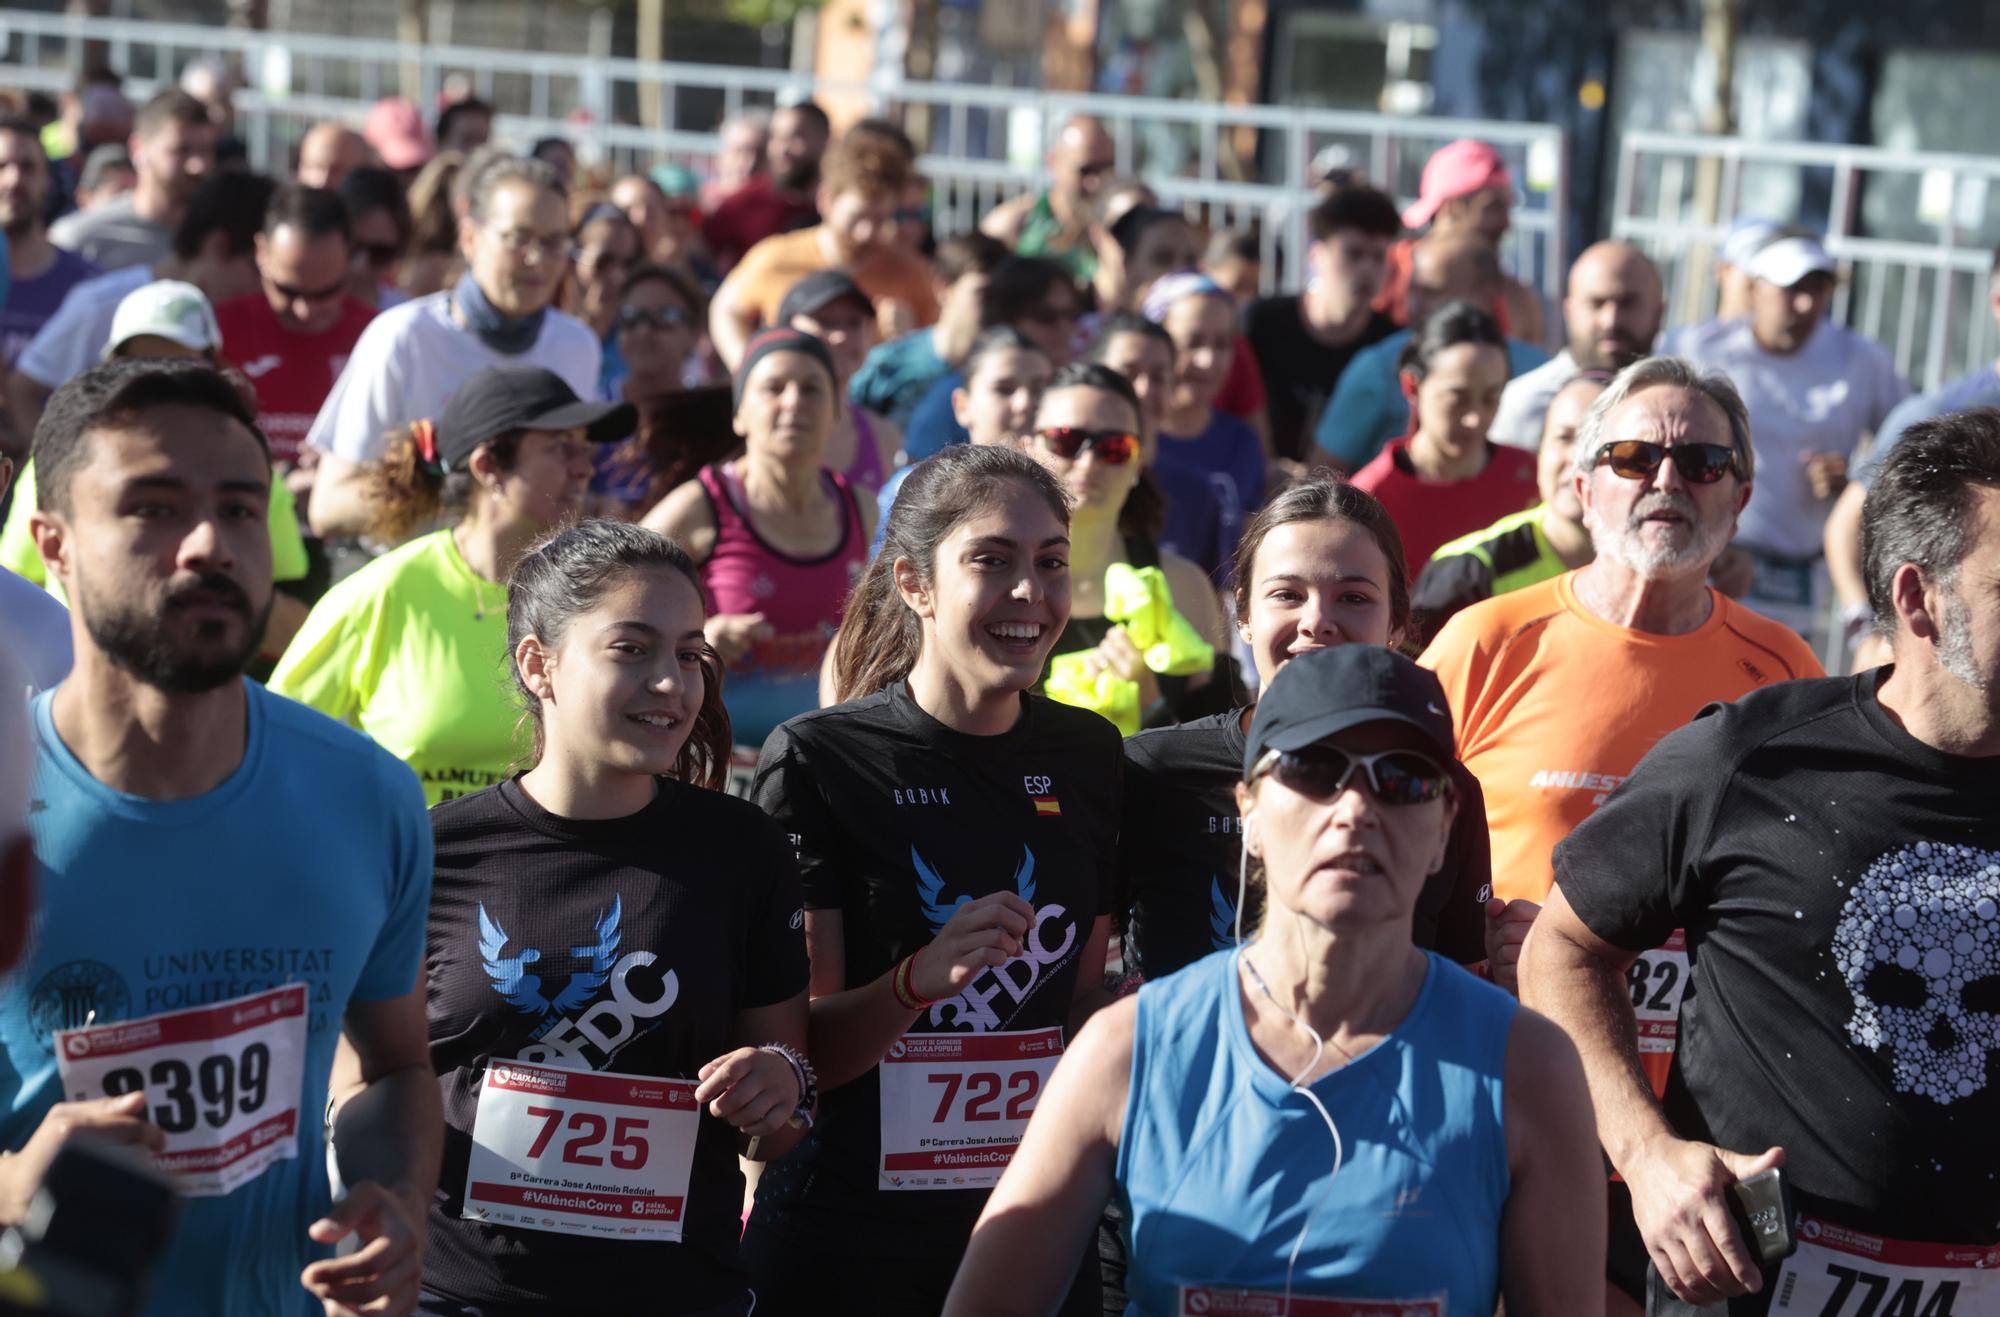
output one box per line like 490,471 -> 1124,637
478,897 -> 624,1021
912,845 -> 1037,936
1209,875 -> 1241,951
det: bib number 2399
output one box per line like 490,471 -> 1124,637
54,983 -> 308,1197
878,1027 -> 1063,1191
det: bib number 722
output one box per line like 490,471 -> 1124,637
1814,1264 -> 1957,1317
100,1042 -> 271,1134
928,1070 -> 1040,1123
522,1105 -> 650,1170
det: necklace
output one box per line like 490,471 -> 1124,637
453,526 -> 501,621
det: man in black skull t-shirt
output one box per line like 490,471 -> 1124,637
1523,409 -> 2000,1316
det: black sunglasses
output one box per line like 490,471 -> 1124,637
268,275 -> 348,303
358,241 -> 402,268
1592,440 -> 1740,485
1036,426 -> 1139,465
618,305 -> 691,331
1252,746 -> 1452,807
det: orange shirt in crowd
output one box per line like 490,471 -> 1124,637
1373,236 -> 1514,336
725,225 -> 940,335
1421,571 -> 1823,1093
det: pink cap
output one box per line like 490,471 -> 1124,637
363,97 -> 434,171
1401,139 -> 1512,230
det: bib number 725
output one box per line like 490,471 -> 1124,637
928,1069 -> 1041,1123
521,1105 -> 650,1170
100,1042 -> 272,1134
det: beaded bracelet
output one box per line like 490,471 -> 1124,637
758,1041 -> 818,1130
891,947 -> 938,1011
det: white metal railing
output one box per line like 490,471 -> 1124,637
0,10 -> 1569,304
1613,130 -> 2000,393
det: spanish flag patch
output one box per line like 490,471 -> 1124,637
1032,796 -> 1062,817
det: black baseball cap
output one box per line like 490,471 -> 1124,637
1242,646 -> 1455,781
435,366 -> 636,469
777,269 -> 874,325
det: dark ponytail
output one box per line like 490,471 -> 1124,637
507,518 -> 732,791
827,445 -> 1071,704
1396,299 -> 1506,385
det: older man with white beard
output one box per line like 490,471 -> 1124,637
1420,355 -> 1823,1317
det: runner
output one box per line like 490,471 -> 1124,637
419,519 -> 810,1316
1348,299 -> 1538,575
1412,369 -> 1608,643
1520,408 -> 2000,1315
944,644 -> 1603,1315
1026,362 -> 1228,731
743,441 -> 1117,1315
1420,355 -> 1823,1314
0,358 -> 439,1314
778,269 -> 903,496
641,327 -> 874,754
1147,272 -> 1266,551
1123,478 -> 1492,985
271,365 -> 634,805
979,116 -> 1116,284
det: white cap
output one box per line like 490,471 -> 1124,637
1718,216 -> 1780,269
0,640 -> 30,848
1745,234 -> 1837,289
103,280 -> 224,361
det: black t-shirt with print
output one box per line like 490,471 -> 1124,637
1121,709 -> 1492,980
423,777 -> 809,1314
1557,671 -> 2000,1276
748,682 -> 1121,1229
1242,296 -> 1399,461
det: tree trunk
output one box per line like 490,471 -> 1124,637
1680,0 -> 1741,320
638,0 -> 666,132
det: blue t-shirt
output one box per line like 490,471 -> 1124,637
1853,366 -> 2000,490
1153,456 -> 1226,582
850,328 -> 946,430
1,680 -> 432,1316
1315,329 -> 1551,469
0,247 -> 97,370
1158,410 -> 1265,555
1120,949 -> 1513,1315
902,367 -> 969,462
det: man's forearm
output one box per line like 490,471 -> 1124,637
306,453 -> 377,541
331,1064 -> 442,1221
1520,925 -> 1677,1171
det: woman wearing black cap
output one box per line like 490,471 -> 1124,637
779,270 -> 903,497
945,645 -> 1604,1316
641,326 -> 876,757
271,365 -> 635,805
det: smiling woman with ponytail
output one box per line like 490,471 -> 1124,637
742,442 -> 1122,1315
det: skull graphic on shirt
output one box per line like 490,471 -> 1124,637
1832,841 -> 2000,1105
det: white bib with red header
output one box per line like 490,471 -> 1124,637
461,1059 -> 701,1242
877,1027 -> 1063,1191
54,983 -> 308,1197
1769,1216 -> 2000,1316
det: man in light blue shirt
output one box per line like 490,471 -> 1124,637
0,358 -> 440,1315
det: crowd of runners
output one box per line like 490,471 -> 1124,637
0,64 -> 1995,1317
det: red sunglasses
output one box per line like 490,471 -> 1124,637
1035,426 -> 1140,465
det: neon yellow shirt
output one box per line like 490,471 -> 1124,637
0,458 -> 310,602
268,529 -> 522,805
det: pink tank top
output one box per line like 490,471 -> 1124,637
696,460 -> 867,641
843,405 -> 888,492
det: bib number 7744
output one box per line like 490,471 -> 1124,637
1768,1217 -> 2000,1316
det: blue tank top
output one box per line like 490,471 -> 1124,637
1118,948 -> 1515,1315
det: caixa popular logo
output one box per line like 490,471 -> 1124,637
64,1035 -> 91,1059
888,1039 -> 908,1060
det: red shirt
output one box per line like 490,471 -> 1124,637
1213,335 -> 1267,420
214,293 -> 375,465
1349,438 -> 1538,576
700,176 -> 818,271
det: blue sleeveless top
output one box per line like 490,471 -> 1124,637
1118,948 -> 1515,1315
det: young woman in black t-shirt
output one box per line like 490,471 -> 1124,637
744,443 -> 1118,1315
1121,478 -> 1495,982
419,520 -> 811,1317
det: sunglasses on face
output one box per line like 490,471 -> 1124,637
618,304 -> 691,331
269,275 -> 348,303
1591,440 -> 1740,484
358,241 -> 402,268
1253,746 -> 1452,807
1036,426 -> 1139,465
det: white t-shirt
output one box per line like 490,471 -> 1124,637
305,292 -> 602,463
1684,318 -> 1909,559
0,566 -> 71,694
1489,349 -> 1578,451
13,263 -> 152,390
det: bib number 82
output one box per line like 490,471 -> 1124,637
929,1071 -> 1040,1123
102,1042 -> 271,1134
1626,957 -> 1680,1011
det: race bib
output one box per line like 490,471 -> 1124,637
878,1027 -> 1063,1191
461,1059 -> 699,1242
54,983 -> 308,1197
1630,929 -> 1689,1098
1176,1285 -> 1444,1315
1770,1215 -> 2000,1315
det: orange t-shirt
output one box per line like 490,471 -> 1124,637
724,225 -> 940,335
1421,571 -> 1823,1094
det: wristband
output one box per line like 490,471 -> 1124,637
892,947 -> 938,1011
758,1042 -> 817,1130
